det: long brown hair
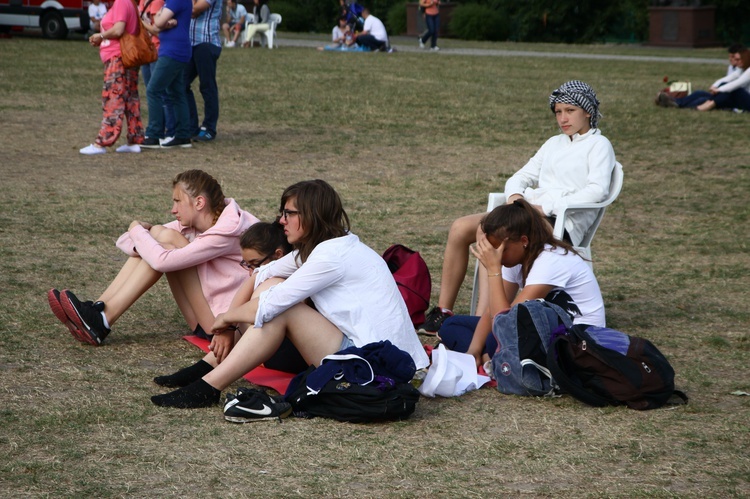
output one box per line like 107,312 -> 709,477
172,170 -> 226,225
740,48 -> 750,70
280,179 -> 350,263
480,199 -> 577,282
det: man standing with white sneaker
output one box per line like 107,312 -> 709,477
185,0 -> 223,143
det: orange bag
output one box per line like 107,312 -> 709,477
119,0 -> 158,68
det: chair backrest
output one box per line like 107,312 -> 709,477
269,13 -> 281,26
575,161 -> 623,248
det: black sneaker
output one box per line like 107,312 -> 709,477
224,388 -> 292,423
160,137 -> 192,149
417,306 -> 453,336
193,127 -> 215,142
60,290 -> 111,345
141,136 -> 161,149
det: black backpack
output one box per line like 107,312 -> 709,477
547,325 -> 688,410
285,366 -> 421,423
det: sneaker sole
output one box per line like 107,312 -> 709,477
224,405 -> 292,423
59,291 -> 103,346
416,329 -> 438,336
161,144 -> 193,149
48,289 -> 90,344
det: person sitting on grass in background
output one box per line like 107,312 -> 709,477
318,16 -> 351,51
221,0 -> 246,48
418,80 -> 615,335
439,199 -> 606,369
151,179 -> 430,411
48,170 -> 258,348
153,220 -> 309,388
88,0 -> 108,34
242,0 -> 270,47
354,8 -> 388,52
656,44 -> 749,110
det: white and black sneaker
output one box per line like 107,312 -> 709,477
160,137 -> 192,149
223,387 -> 292,423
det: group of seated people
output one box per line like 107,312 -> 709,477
49,80 -> 616,420
221,0 -> 272,48
655,43 -> 750,112
320,1 -> 390,52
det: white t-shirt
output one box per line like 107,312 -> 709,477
229,4 -> 247,24
332,25 -> 344,42
89,3 -> 107,20
502,245 -> 605,327
712,66 -> 750,94
253,233 -> 429,369
504,128 -> 616,246
363,15 -> 387,42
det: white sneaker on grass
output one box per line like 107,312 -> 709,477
159,136 -> 174,146
80,144 -> 106,155
115,144 -> 141,153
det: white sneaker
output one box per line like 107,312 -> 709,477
115,144 -> 141,153
431,46 -> 440,52
80,144 -> 106,155
418,37 -> 424,49
159,136 -> 174,146
226,40 -> 235,48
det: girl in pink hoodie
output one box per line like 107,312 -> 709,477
48,169 -> 259,349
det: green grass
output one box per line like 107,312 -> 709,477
0,35 -> 749,497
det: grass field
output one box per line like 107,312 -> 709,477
1,34 -> 749,497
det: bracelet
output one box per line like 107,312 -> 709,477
487,272 -> 502,277
100,32 -> 106,39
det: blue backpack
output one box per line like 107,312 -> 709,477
491,299 -> 573,397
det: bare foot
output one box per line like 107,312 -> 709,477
696,100 -> 716,112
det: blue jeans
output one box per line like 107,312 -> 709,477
420,14 -> 439,48
438,315 -> 498,357
356,34 -> 386,51
146,56 -> 189,140
142,61 -> 175,137
712,88 -> 750,111
675,90 -> 712,109
184,42 -> 221,137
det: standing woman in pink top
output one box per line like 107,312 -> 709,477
80,0 -> 146,155
48,170 -> 259,357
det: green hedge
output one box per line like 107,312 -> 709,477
448,4 -> 508,41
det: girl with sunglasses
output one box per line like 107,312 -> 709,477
152,179 -> 430,409
48,170 -> 259,349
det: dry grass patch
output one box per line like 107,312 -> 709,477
0,37 -> 748,497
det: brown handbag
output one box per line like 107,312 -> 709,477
119,0 -> 158,68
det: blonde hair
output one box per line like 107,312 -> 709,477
172,170 -> 226,225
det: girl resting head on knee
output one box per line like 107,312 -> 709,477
439,198 -> 606,367
48,169 -> 258,347
151,179 -> 430,409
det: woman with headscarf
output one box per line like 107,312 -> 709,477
418,80 -> 616,336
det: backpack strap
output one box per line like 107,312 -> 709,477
666,389 -> 689,406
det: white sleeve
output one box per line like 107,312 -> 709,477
549,137 -> 615,213
717,68 -> 750,94
504,138 -> 554,198
254,251 -> 345,328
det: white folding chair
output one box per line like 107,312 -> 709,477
468,162 -> 624,315
245,13 -> 281,49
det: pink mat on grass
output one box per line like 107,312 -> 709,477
182,335 -> 296,394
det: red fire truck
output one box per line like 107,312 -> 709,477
0,0 -> 99,39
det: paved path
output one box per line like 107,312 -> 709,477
276,36 -> 726,66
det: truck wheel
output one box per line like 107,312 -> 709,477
41,11 -> 68,39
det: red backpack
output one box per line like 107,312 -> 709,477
382,245 -> 431,327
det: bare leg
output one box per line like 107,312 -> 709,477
203,302 -> 343,390
438,212 -> 485,311
96,257 -> 162,325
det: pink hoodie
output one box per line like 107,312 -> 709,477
116,198 -> 259,316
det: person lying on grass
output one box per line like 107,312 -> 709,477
153,220 -> 309,388
417,80 -> 616,336
151,179 -> 430,409
48,170 -> 258,354
438,198 -> 606,369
